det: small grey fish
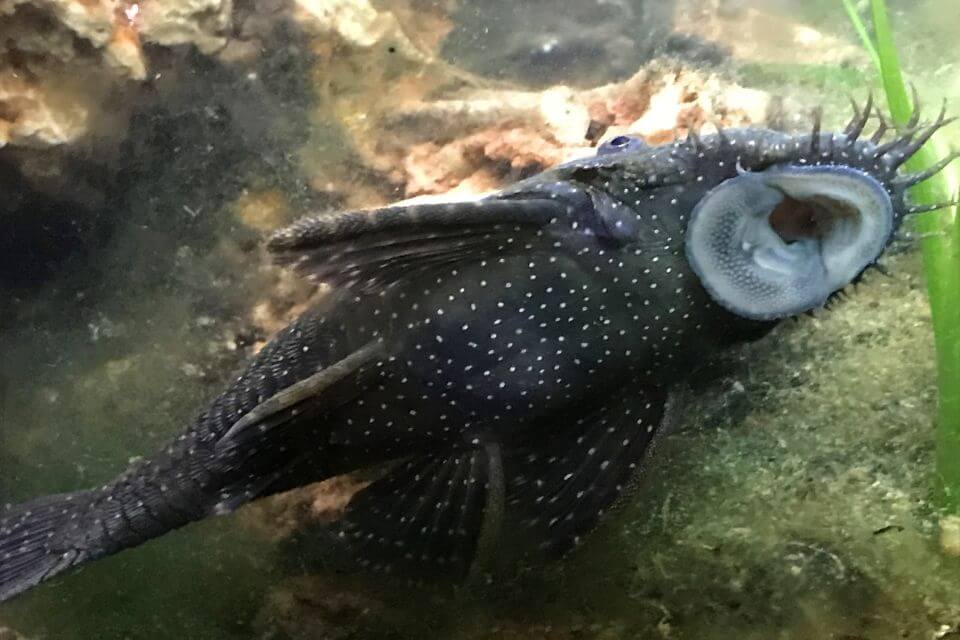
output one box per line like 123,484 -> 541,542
0,99 -> 954,600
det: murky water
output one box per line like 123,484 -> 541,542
2,1 -> 959,638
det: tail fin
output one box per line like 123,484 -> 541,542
0,490 -> 97,602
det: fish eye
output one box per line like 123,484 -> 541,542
597,135 -> 648,156
684,165 -> 894,320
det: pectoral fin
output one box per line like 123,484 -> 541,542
506,386 -> 668,554
335,443 -> 504,580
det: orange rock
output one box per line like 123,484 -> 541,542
232,189 -> 291,232
238,474 -> 369,542
309,475 -> 371,522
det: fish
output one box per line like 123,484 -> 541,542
0,98 -> 955,601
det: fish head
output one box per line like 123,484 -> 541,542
518,102 -> 954,325
681,128 -> 903,321
678,108 -> 956,321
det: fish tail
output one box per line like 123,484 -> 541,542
0,464 -> 209,603
0,444 -> 279,603
0,490 -> 100,602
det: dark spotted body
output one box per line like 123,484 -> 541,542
0,101 -> 950,598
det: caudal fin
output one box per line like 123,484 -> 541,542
0,491 -> 97,602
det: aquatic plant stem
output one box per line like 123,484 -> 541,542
841,0 -> 881,72
868,0 -> 960,514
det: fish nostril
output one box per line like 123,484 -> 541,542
609,135 -> 630,147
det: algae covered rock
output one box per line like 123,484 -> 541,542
0,0 -> 234,150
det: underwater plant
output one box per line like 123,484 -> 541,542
845,0 -> 960,527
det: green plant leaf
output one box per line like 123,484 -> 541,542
859,0 -> 960,514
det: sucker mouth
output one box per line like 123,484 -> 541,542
768,195 -> 860,245
684,164 -> 894,320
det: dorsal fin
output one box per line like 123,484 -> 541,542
267,198 -> 564,292
506,386 -> 668,554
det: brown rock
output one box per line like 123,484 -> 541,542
0,0 -> 238,208
343,64 -> 772,203
0,0 -> 235,149
239,474 -> 369,542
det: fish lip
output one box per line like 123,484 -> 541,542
759,164 -> 895,286
684,163 -> 895,321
